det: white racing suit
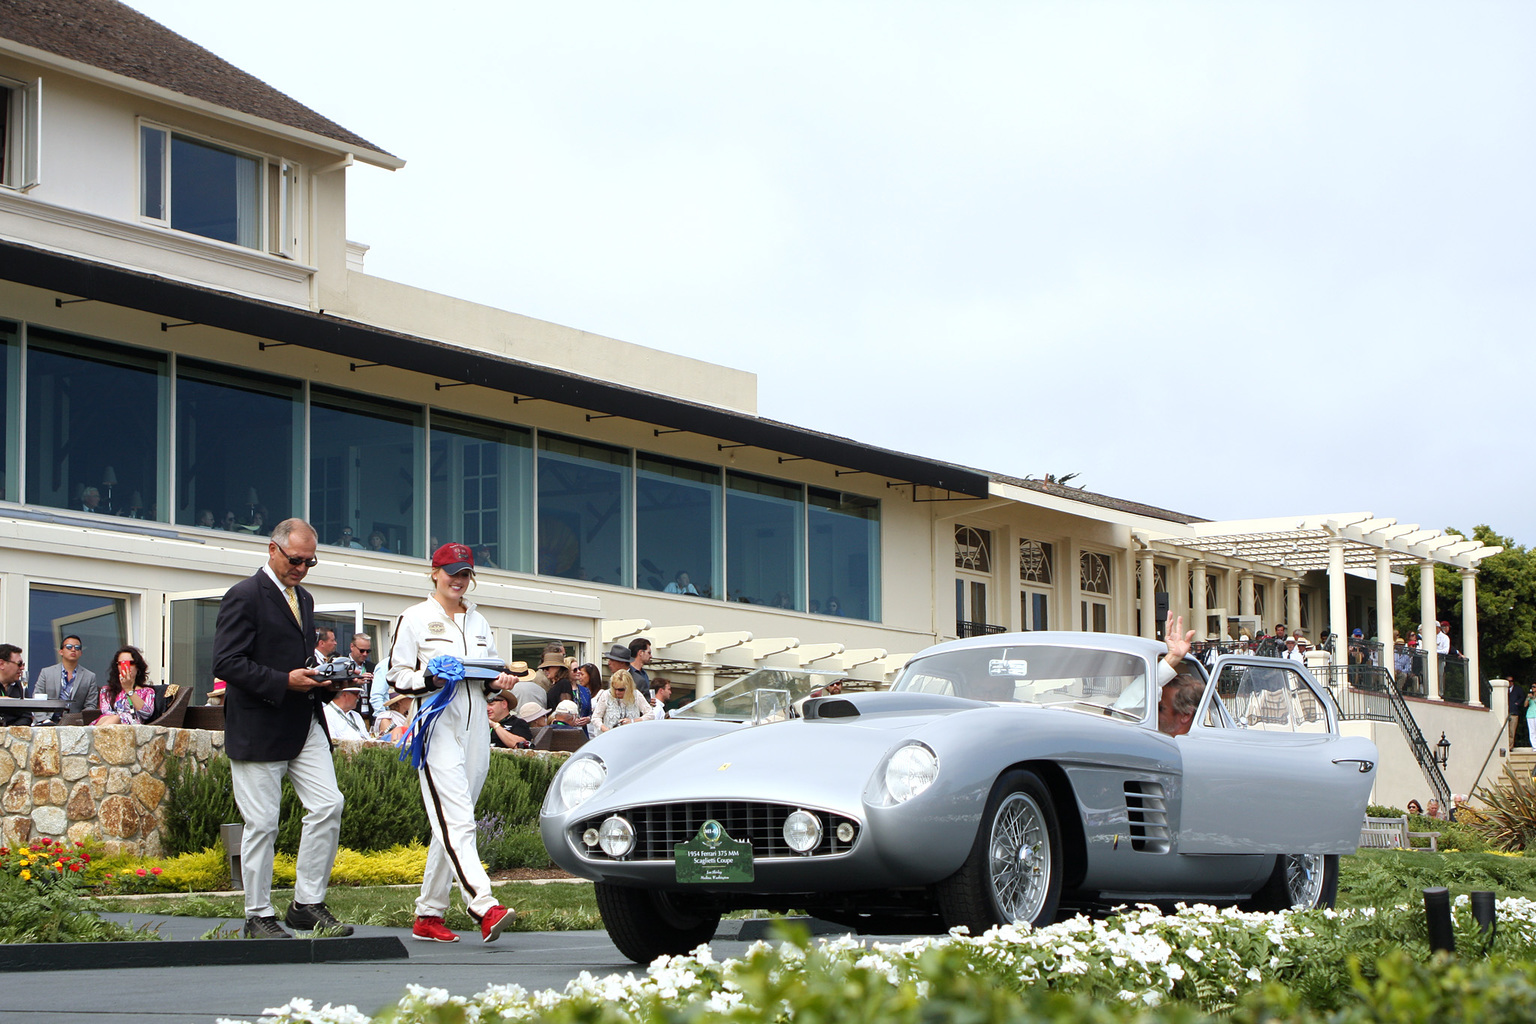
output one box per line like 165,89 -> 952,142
385,597 -> 501,922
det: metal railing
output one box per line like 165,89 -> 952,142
1326,664 -> 1451,807
956,620 -> 1007,638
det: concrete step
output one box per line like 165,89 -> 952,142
1504,749 -> 1536,782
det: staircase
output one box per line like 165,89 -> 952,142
1507,749 -> 1536,782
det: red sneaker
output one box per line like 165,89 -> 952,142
412,916 -> 459,942
480,904 -> 514,943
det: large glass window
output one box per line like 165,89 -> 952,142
429,413 -> 533,571
310,389 -> 424,558
28,587 -> 130,687
25,329 -> 168,519
176,360 -> 301,534
140,125 -> 297,254
0,319 -> 16,502
726,472 -> 804,609
637,454 -> 720,598
537,434 -> 631,586
808,488 -> 879,620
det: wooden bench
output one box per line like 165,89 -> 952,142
1360,815 -> 1439,852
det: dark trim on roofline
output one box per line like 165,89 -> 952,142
0,240 -> 990,497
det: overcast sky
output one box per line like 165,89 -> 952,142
126,1 -> 1536,548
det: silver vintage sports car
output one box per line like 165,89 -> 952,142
540,631 -> 1377,962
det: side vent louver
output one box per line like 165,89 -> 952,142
1124,781 -> 1171,853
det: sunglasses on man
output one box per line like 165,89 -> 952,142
274,542 -> 319,568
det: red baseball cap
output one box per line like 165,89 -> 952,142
432,543 -> 474,575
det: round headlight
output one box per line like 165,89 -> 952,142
835,821 -> 856,844
783,809 -> 823,853
557,756 -> 607,811
884,743 -> 939,803
581,828 -> 600,848
598,815 -> 635,857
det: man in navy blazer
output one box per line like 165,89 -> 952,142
28,634 -> 98,724
212,518 -> 351,939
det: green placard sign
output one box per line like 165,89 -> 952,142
675,819 -> 754,883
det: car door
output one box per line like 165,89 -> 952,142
1176,656 -> 1377,855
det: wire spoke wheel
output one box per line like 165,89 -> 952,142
1283,853 -> 1326,908
988,792 -> 1051,922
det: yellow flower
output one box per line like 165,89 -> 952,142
53,860 -> 63,870
19,859 -> 30,867
18,869 -> 29,880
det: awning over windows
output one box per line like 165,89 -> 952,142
602,619 -> 906,682
1139,514 -> 1502,573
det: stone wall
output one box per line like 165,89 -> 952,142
1,725 -> 225,858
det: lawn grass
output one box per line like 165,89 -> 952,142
94,850 -> 1536,936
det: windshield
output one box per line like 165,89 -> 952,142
892,644 -> 1151,721
672,668 -> 840,723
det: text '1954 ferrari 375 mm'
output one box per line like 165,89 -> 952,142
540,631 -> 1378,963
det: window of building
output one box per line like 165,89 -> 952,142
537,434 -> 631,586
310,388 -> 423,558
176,360 -> 301,533
955,526 -> 992,572
1019,539 -> 1053,584
0,76 -> 41,191
1080,550 -> 1112,633
1080,551 -> 1112,596
637,453 -> 720,598
1254,581 -> 1267,621
28,587 -> 130,687
140,122 -> 299,255
24,329 -> 167,518
809,488 -> 879,621
726,472 -> 803,609
0,319 -> 16,502
429,413 -> 533,572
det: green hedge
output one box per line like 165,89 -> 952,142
164,746 -> 560,858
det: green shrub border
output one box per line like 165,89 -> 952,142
164,746 -> 561,857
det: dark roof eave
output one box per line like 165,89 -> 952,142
0,240 -> 988,496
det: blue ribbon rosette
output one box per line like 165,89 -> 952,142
396,654 -> 465,769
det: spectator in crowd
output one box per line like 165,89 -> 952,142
473,545 -> 498,569
592,669 -> 652,732
1426,798 -> 1444,820
549,699 -> 584,729
573,662 -> 602,736
373,691 -> 412,742
664,571 -> 699,595
1283,636 -> 1307,666
79,486 -> 102,513
97,646 -> 157,726
348,634 -> 375,715
239,508 -> 268,535
825,595 -> 843,616
1437,621 -> 1452,656
541,652 -> 576,710
1510,677 -> 1530,748
322,686 -> 370,742
211,517 -> 351,939
197,509 -> 217,529
627,638 -> 654,700
507,662 -> 545,709
1406,799 -> 1423,815
0,645 -> 27,726
219,510 -> 240,531
487,693 -> 533,749
1395,643 -> 1419,694
366,531 -> 388,552
313,628 -> 337,666
648,678 -> 674,719
334,528 -> 365,549
383,542 -> 516,944
809,679 -> 844,699
604,643 -> 633,690
29,634 -> 99,725
1449,794 -> 1470,823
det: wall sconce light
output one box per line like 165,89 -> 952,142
1435,732 -> 1451,769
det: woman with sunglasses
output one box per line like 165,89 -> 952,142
383,543 -> 518,945
97,646 -> 156,725
591,668 -> 652,732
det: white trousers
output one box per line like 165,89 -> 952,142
230,719 -> 344,917
415,683 -> 497,919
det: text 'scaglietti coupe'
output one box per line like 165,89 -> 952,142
541,631 -> 1378,962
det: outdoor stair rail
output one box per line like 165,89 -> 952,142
1329,664 -> 1451,807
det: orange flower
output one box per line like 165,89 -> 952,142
150,867 -> 163,876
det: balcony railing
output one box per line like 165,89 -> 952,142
956,620 -> 1007,638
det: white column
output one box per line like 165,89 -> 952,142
1173,555 -> 1189,627
1462,568 -> 1481,707
695,666 -> 716,699
1239,572 -> 1255,621
1192,561 -> 1208,640
1328,538 -> 1348,673
1420,561 -> 1440,701
1375,552 -> 1394,669
1285,580 -> 1301,636
1139,550 -> 1157,639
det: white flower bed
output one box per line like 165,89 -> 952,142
219,897 -> 1536,1024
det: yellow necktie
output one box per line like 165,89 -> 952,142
285,586 -> 301,623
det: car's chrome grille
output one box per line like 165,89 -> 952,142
572,801 -> 861,861
1124,781 -> 1170,853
